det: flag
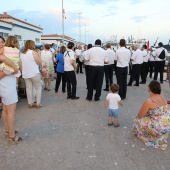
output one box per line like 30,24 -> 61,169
147,41 -> 150,50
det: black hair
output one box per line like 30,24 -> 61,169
148,80 -> 161,94
67,42 -> 74,49
158,42 -> 163,47
119,39 -> 126,47
0,36 -> 5,42
142,44 -> 147,49
87,44 -> 92,49
95,39 -> 101,46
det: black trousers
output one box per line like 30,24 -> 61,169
141,62 -> 149,83
154,60 -> 165,83
85,65 -> 90,89
148,61 -> 155,78
64,71 -> 77,97
87,66 -> 104,100
128,64 -> 141,85
76,58 -> 83,73
55,72 -> 66,92
104,64 -> 114,89
116,67 -> 128,99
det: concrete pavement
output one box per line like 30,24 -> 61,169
0,72 -> 170,170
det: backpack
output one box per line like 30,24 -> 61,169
158,49 -> 165,59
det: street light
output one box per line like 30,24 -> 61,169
78,12 -> 82,43
62,0 -> 65,45
84,24 -> 87,44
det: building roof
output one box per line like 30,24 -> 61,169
0,14 -> 43,30
41,34 -> 76,41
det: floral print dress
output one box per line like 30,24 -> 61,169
41,50 -> 54,78
133,99 -> 170,150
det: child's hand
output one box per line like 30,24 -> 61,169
104,105 -> 107,108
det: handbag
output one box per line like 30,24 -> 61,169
158,49 -> 165,59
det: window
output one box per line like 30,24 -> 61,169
0,32 -> 9,38
14,35 -> 22,40
35,38 -> 40,43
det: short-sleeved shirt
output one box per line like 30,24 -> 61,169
115,47 -> 131,67
142,49 -> 149,62
131,49 -> 143,65
85,46 -> 108,66
105,48 -> 116,65
155,47 -> 168,61
64,49 -> 75,71
106,93 -> 121,109
56,52 -> 64,73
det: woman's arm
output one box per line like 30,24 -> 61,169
32,51 -> 42,65
0,54 -> 18,73
0,47 -> 4,54
138,100 -> 150,119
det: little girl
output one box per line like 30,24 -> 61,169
0,36 -> 20,78
104,84 -> 123,127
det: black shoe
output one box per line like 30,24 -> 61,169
80,72 -> 84,74
94,98 -> 100,101
103,88 -> 109,91
108,122 -> 114,126
114,124 -> 120,128
67,96 -> 72,99
127,84 -> 132,86
62,91 -> 66,93
160,81 -> 163,84
86,97 -> 92,101
139,82 -> 146,84
71,96 -> 80,100
55,90 -> 58,93
134,84 -> 139,86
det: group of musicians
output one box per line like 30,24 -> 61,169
74,39 -> 168,101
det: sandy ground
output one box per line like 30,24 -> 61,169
0,71 -> 170,170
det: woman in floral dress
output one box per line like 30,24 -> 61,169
133,80 -> 170,150
41,44 -> 55,91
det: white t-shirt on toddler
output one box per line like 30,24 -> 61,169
106,93 -> 121,109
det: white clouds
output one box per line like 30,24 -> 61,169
1,0 -> 170,44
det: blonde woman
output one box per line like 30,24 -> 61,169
20,40 -> 42,109
0,36 -> 22,142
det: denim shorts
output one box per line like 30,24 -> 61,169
108,109 -> 119,118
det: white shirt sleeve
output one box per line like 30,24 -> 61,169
117,94 -> 121,101
85,49 -> 90,61
106,93 -> 110,100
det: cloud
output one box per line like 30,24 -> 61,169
131,16 -> 149,22
129,0 -> 142,4
85,0 -> 119,5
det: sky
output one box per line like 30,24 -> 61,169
1,0 -> 170,45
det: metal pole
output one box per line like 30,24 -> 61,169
78,12 -> 82,43
85,25 -> 86,44
62,0 -> 64,45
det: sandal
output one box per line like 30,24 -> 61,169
9,136 -> 23,142
44,87 -> 47,90
5,131 -> 18,136
36,104 -> 42,109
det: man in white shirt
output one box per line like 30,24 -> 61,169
115,39 -> 131,100
64,42 -> 79,100
148,46 -> 155,78
75,45 -> 83,74
103,43 -> 116,91
127,44 -> 143,86
154,42 -> 168,83
140,45 -> 149,84
85,39 -> 108,101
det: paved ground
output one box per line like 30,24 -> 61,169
0,71 -> 170,170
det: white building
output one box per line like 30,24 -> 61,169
0,13 -> 43,47
41,34 -> 79,48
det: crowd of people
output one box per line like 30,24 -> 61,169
0,35 -> 170,150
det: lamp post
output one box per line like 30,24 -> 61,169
78,12 -> 82,43
62,0 -> 65,45
84,24 -> 86,44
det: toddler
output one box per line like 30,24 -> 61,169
0,36 -> 20,78
104,84 -> 123,127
